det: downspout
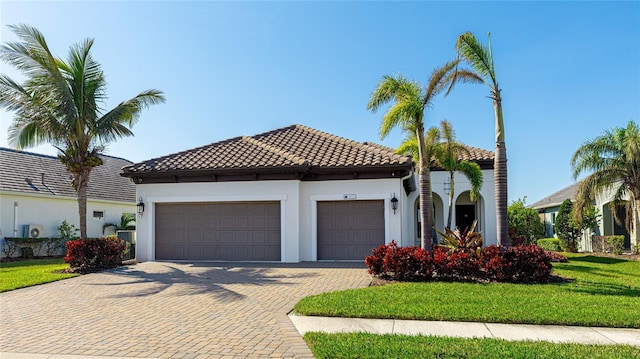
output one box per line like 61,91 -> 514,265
398,171 -> 414,246
13,202 -> 18,237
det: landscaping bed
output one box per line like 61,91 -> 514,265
294,253 -> 640,328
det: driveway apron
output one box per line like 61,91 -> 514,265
0,262 -> 370,359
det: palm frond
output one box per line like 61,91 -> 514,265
455,32 -> 497,88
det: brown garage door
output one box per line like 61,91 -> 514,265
317,200 -> 385,260
155,202 -> 281,261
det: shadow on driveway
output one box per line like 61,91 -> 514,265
86,261 -> 364,301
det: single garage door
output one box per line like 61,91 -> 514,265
155,202 -> 281,261
317,200 -> 385,260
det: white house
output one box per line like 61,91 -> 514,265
530,181 -> 634,251
121,124 -> 496,262
0,148 -> 136,245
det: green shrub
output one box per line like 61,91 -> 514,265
606,235 -> 625,255
537,238 -> 562,252
508,198 -> 545,244
555,199 -> 580,252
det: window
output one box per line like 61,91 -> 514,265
93,210 -> 104,220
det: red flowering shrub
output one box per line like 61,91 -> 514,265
444,252 -> 480,280
544,250 -> 568,263
365,242 -> 555,283
64,237 -> 125,273
481,244 -> 552,283
365,241 -> 432,281
365,243 -> 387,276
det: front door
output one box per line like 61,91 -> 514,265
455,204 -> 476,232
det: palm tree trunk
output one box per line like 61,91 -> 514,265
76,168 -> 90,239
447,171 -> 454,229
420,170 -> 433,251
416,125 -> 433,251
632,198 -> 640,250
494,96 -> 508,246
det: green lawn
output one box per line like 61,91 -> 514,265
304,332 -> 640,359
0,258 -> 78,292
294,254 -> 640,328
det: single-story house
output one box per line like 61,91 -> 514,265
121,124 -> 496,262
530,181 -> 633,251
0,147 -> 136,246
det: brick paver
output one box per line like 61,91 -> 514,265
0,262 -> 370,358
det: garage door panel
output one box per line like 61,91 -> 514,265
317,200 -> 385,260
155,202 -> 281,261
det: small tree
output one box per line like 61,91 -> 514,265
555,199 -> 580,252
507,198 -> 544,245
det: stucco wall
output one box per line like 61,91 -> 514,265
404,169 -> 497,246
0,192 -> 135,240
135,178 -> 406,262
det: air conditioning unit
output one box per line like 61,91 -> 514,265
116,230 -> 136,243
24,224 -> 44,238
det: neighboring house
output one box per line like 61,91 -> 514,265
121,124 -> 496,263
530,181 -> 632,251
0,148 -> 136,245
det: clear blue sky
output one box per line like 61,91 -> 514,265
1,1 -> 638,204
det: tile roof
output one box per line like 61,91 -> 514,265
122,124 -> 414,176
0,148 -> 135,203
529,182 -> 581,209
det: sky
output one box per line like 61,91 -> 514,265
1,1 -> 638,205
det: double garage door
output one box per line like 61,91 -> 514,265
154,200 -> 384,261
155,202 -> 281,261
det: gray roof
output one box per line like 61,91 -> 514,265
529,182 -> 581,209
0,147 -> 135,203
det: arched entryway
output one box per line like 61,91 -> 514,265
454,191 -> 485,234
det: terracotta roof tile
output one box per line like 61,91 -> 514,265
123,124 -> 412,175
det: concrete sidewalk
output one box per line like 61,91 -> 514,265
289,315 -> 640,346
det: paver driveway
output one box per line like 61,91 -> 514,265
0,262 -> 370,358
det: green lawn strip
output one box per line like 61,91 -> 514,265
0,258 -> 78,292
294,254 -> 640,328
304,332 -> 640,359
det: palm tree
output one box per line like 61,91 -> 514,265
571,121 -> 640,249
0,24 -> 165,238
453,31 -> 508,246
397,120 -> 483,230
367,60 -> 481,250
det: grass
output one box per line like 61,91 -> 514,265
304,332 -> 640,359
0,258 -> 78,292
294,253 -> 640,328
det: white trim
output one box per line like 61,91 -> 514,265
280,200 -> 286,262
310,193 -> 391,261
145,194 -> 288,262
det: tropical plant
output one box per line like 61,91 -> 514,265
436,120 -> 483,229
452,32 -> 508,246
572,121 -> 640,250
555,199 -> 580,252
102,213 -> 136,234
368,60 -> 481,250
0,25 -> 165,238
397,120 -> 483,230
507,197 -> 544,245
58,220 -> 79,240
436,220 -> 483,258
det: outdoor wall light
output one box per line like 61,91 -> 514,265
137,197 -> 145,217
391,193 -> 398,214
